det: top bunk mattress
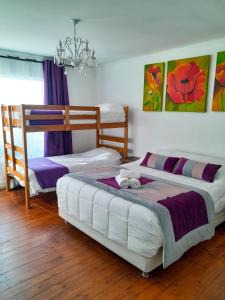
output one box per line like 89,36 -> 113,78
16,103 -> 126,125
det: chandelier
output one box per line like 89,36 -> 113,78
54,19 -> 97,73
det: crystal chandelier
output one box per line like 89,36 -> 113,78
54,19 -> 97,73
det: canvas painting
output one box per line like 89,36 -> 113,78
212,51 -> 225,111
165,55 -> 210,112
143,62 -> 164,111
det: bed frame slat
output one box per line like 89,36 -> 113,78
99,135 -> 125,143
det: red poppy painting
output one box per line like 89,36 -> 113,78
212,51 -> 225,111
166,55 -> 210,112
143,62 -> 164,111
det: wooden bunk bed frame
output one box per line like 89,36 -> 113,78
1,104 -> 128,208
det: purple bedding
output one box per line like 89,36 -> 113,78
29,110 -> 64,125
97,176 -> 153,189
28,157 -> 69,189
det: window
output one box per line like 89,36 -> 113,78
0,77 -> 44,159
0,57 -> 44,187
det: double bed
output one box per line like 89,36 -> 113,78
57,150 -> 225,276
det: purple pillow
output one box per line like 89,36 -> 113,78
140,152 -> 179,173
173,157 -> 222,182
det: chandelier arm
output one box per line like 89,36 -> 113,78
76,37 -> 83,55
64,38 -> 74,61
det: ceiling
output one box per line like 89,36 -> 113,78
1,0 -> 225,63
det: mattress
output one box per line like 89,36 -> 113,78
19,147 -> 121,196
57,153 -> 225,259
19,103 -> 125,124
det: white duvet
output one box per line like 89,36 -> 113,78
57,150 -> 225,258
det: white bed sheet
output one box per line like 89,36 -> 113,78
24,147 -> 121,196
57,153 -> 225,259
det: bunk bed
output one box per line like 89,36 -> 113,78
1,104 -> 128,209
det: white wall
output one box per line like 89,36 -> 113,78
96,37 -> 225,158
67,68 -> 97,153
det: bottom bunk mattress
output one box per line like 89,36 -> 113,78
56,160 -> 225,266
17,147 -> 121,196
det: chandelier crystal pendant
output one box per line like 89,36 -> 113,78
54,19 -> 97,73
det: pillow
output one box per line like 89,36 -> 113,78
140,152 -> 179,173
173,157 -> 222,182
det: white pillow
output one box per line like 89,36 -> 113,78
97,103 -> 124,113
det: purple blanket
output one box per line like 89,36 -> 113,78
97,176 -> 153,189
29,110 -> 64,125
28,157 -> 69,189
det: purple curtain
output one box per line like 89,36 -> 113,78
43,60 -> 73,157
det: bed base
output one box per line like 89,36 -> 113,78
59,207 -> 225,276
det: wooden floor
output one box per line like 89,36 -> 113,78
0,189 -> 225,300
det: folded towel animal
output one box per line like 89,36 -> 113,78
115,175 -> 130,189
130,178 -> 141,189
120,169 -> 140,179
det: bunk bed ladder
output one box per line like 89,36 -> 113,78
1,105 -> 31,209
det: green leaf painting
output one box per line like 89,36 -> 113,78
212,51 -> 225,111
143,63 -> 164,112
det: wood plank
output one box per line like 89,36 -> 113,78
7,155 -> 25,168
69,114 -> 97,120
15,145 -> 24,154
22,105 -> 65,110
69,106 -> 97,111
25,115 -> 65,120
5,143 -> 24,154
7,167 -> 24,182
68,124 -> 97,130
11,105 -> 22,112
26,124 -> 67,132
99,122 -> 126,129
99,134 -> 125,143
1,105 -> 8,111
4,118 -> 22,127
1,105 -> 10,191
7,106 -> 16,171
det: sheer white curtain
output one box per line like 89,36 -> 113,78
0,57 -> 44,188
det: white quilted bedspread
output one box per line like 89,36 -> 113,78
57,175 -> 163,258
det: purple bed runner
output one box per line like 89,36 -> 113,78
65,166 -> 215,268
29,110 -> 64,125
28,157 -> 69,189
97,176 -> 208,242
97,176 -> 153,189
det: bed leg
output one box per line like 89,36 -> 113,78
141,271 -> 150,278
25,188 -> 30,209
